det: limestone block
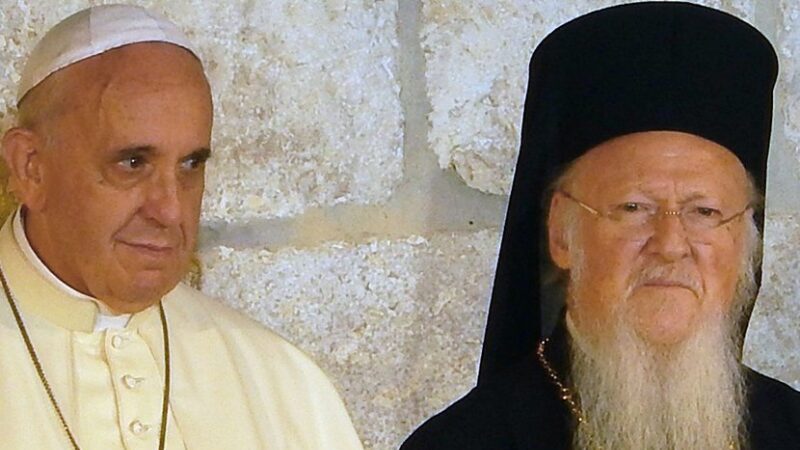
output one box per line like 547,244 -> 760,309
743,0 -> 800,389
421,0 -> 755,195
779,0 -> 800,160
196,0 -> 404,222
0,0 -> 91,132
199,229 -> 501,450
0,0 -> 403,222
744,213 -> 800,389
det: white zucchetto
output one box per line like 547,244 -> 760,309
17,3 -> 199,105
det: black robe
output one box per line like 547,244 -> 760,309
401,324 -> 800,450
404,6 -> 789,449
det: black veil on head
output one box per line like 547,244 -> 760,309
478,1 -> 778,386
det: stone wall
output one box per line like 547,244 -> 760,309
1,1 -> 798,448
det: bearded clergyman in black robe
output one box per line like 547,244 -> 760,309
402,2 -> 800,449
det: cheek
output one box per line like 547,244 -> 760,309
41,162 -> 82,204
697,240 -> 744,310
41,170 -> 97,232
180,184 -> 204,230
60,185 -> 143,247
581,232 -> 641,291
569,231 -> 643,326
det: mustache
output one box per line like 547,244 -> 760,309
630,264 -> 702,296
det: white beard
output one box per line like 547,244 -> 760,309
568,309 -> 747,450
559,201 -> 761,450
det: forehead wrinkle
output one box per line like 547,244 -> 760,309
615,181 -> 739,201
23,44 -> 212,172
21,42 -> 209,134
568,132 -> 750,206
17,66 -> 110,157
89,51 -> 209,142
62,73 -> 112,151
68,42 -> 208,102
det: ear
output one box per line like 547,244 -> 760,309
548,192 -> 572,270
2,127 -> 47,211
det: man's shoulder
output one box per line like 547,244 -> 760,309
402,356 -> 568,450
747,367 -> 800,409
164,282 -> 273,335
746,367 -> 800,448
160,284 -> 363,449
163,283 -> 324,373
400,381 -> 515,449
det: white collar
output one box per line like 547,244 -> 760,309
12,208 -> 130,331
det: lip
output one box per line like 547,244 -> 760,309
118,240 -> 176,255
640,278 -> 696,292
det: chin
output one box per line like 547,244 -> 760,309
626,292 -> 700,344
635,326 -> 691,346
630,314 -> 699,346
123,270 -> 182,304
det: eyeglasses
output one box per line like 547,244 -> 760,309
558,190 -> 751,235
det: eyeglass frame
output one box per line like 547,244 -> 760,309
556,190 -> 752,233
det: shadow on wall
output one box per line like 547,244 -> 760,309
0,162 -> 17,224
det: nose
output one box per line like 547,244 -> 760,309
141,171 -> 182,227
644,212 -> 691,262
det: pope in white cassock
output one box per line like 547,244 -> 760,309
0,4 -> 363,450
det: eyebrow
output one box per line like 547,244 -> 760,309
184,147 -> 212,163
114,145 -> 156,159
680,193 -> 717,203
112,145 -> 212,162
621,191 -> 725,206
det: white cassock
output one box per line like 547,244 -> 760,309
0,210 -> 364,449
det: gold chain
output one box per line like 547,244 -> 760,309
536,338 -> 600,449
536,338 -> 736,450
0,263 -> 171,450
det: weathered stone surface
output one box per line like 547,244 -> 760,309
0,0 -> 403,223
777,0 -> 800,172
199,229 -> 501,449
197,0 -> 403,222
0,1 -> 85,132
4,2 -> 799,450
742,0 -> 800,390
421,0 -> 755,195
744,213 -> 800,389
421,0 -> 546,195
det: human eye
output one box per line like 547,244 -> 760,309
111,146 -> 155,173
612,202 -> 654,214
179,149 -> 211,171
620,202 -> 641,212
103,147 -> 155,188
690,206 -> 722,217
117,153 -> 147,171
609,201 -> 655,223
683,205 -> 723,228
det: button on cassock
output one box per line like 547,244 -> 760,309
129,420 -> 151,436
111,334 -> 128,349
122,374 -> 145,389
